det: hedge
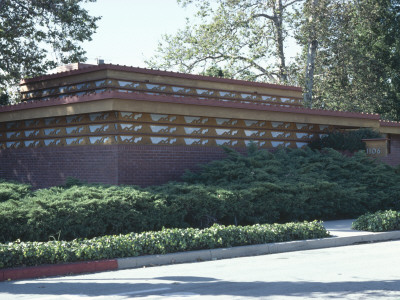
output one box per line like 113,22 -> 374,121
0,221 -> 329,269
0,180 -> 31,203
1,147 -> 400,243
0,185 -> 176,242
352,210 -> 400,232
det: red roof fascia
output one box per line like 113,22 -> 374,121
380,120 -> 400,127
20,64 -> 302,92
0,91 -> 381,121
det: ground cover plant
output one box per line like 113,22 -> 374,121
0,221 -> 329,269
0,180 -> 31,202
1,146 -> 400,243
181,146 -> 400,221
352,210 -> 400,232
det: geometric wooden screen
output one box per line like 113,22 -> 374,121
0,111 -> 333,150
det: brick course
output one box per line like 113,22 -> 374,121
381,134 -> 400,166
2,135 -> 400,189
0,145 -> 233,188
0,146 -> 118,188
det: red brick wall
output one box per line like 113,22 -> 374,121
117,145 -> 232,186
381,134 -> 400,166
0,145 -> 232,188
4,138 -> 400,190
0,146 -> 119,188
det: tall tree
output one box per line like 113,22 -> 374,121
298,0 -> 400,120
0,0 -> 99,95
146,0 -> 303,84
299,0 -> 330,107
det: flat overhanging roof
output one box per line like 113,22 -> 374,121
12,63 -> 400,134
20,63 -> 302,93
0,91 -> 383,130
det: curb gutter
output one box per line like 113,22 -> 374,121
1,231 -> 400,282
0,259 -> 118,282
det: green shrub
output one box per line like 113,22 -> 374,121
0,221 -> 329,269
0,185 -> 174,242
352,210 -> 400,232
183,147 -> 400,219
0,180 -> 32,202
1,146 -> 400,243
309,128 -> 382,152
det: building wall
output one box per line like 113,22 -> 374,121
20,64 -> 304,103
0,145 -> 230,188
0,111 -> 331,151
2,134 -> 400,189
0,146 -> 119,188
3,64 -> 399,188
116,145 -> 230,186
381,134 -> 400,166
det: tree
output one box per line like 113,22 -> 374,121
299,0 -> 330,107
146,0 -> 303,84
0,0 -> 100,97
302,0 -> 318,108
297,0 -> 400,120
200,65 -> 233,78
148,0 -> 400,121
0,91 -> 9,106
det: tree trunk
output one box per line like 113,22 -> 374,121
275,0 -> 288,83
304,39 -> 318,107
304,0 -> 319,108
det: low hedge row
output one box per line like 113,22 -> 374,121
352,210 -> 400,232
2,147 -> 400,243
0,221 -> 329,269
0,180 -> 31,203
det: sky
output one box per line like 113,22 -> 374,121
80,0 -> 300,72
81,0 -> 197,68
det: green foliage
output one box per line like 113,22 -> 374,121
0,0 -> 100,92
309,128 -> 382,152
1,146 -> 400,243
352,210 -> 400,232
297,0 -> 400,120
63,177 -> 86,188
182,147 -> 400,220
146,0 -> 400,120
0,180 -> 32,202
146,0 -> 299,83
0,185 -> 173,242
0,221 -> 329,269
0,92 -> 10,106
200,66 -> 233,78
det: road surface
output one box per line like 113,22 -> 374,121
1,240 -> 400,299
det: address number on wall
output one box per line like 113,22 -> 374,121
366,148 -> 381,155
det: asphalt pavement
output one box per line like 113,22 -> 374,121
323,219 -> 375,237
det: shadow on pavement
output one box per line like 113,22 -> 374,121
1,277 -> 400,298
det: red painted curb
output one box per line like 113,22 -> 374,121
0,259 -> 118,281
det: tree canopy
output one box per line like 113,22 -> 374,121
297,0 -> 400,120
0,0 -> 99,100
148,0 -> 400,121
146,0 -> 303,84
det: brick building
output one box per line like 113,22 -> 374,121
0,63 -> 399,188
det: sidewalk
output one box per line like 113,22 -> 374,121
2,220 -> 400,282
323,219 -> 375,237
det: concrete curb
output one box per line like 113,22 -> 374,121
0,259 -> 118,282
116,231 -> 400,270
2,230 -> 400,281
